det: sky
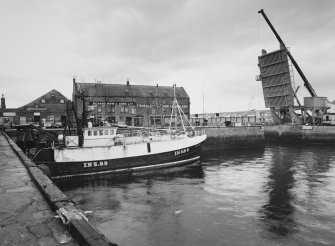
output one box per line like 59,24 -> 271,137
1,0 -> 335,114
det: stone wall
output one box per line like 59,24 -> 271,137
197,125 -> 335,149
264,125 -> 335,143
196,126 -> 265,149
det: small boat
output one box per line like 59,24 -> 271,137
33,86 -> 207,179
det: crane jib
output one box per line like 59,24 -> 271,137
258,9 -> 317,97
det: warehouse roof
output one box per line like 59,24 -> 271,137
74,82 -> 189,99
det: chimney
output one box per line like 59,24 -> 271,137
1,94 -> 6,109
126,79 -> 130,86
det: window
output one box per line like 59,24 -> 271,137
88,130 -> 92,136
125,107 -> 129,113
151,109 -> 155,115
94,130 -> 98,136
120,105 -> 125,112
99,130 -> 103,136
60,99 -> 64,104
110,129 -> 115,135
41,99 -> 45,103
132,108 -> 136,114
104,130 -> 109,135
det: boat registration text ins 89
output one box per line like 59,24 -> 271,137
83,161 -> 108,168
174,148 -> 189,156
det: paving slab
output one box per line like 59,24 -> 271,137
0,134 -> 78,246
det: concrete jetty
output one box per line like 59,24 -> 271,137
198,125 -> 335,149
0,132 -> 116,246
0,133 -> 77,245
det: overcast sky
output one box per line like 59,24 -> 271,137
1,0 -> 335,113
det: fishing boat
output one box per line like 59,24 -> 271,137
32,86 -> 206,179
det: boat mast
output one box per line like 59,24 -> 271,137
174,85 -> 178,130
77,90 -> 87,147
168,84 -> 193,132
169,85 -> 175,131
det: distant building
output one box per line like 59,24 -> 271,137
72,78 -> 190,127
0,89 -> 68,127
190,109 -> 272,127
1,94 -> 6,109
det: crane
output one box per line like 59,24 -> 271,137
258,9 -> 317,97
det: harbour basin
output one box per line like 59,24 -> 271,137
57,144 -> 335,246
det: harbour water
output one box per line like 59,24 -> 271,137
57,144 -> 335,246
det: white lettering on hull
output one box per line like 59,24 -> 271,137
83,161 -> 108,168
174,148 -> 189,156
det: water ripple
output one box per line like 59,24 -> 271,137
59,145 -> 335,246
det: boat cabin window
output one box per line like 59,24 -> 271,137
86,128 -> 116,137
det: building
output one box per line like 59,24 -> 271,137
72,78 -> 190,127
0,89 -> 68,127
190,109 -> 273,127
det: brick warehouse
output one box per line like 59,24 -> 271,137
0,90 -> 68,127
72,78 -> 190,127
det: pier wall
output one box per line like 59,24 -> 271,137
197,126 -> 265,149
264,125 -> 335,143
1,132 -> 116,246
197,125 -> 335,149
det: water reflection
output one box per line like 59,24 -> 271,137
259,146 -> 297,236
56,144 -> 335,245
201,146 -> 266,166
259,145 -> 334,239
56,163 -> 204,191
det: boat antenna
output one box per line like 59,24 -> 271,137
202,87 -> 205,124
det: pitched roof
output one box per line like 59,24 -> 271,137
75,82 -> 189,99
18,89 -> 68,108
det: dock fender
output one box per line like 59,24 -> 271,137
38,164 -> 52,177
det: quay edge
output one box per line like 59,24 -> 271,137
197,126 -> 265,150
197,125 -> 335,148
2,131 -> 117,246
264,125 -> 335,144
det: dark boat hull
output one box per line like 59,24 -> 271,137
36,141 -> 204,179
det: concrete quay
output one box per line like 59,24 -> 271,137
0,132 -> 116,246
198,125 -> 335,149
0,133 -> 77,245
198,126 -> 265,149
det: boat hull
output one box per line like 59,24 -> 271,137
35,135 -> 206,179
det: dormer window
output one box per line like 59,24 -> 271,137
41,99 -> 45,103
